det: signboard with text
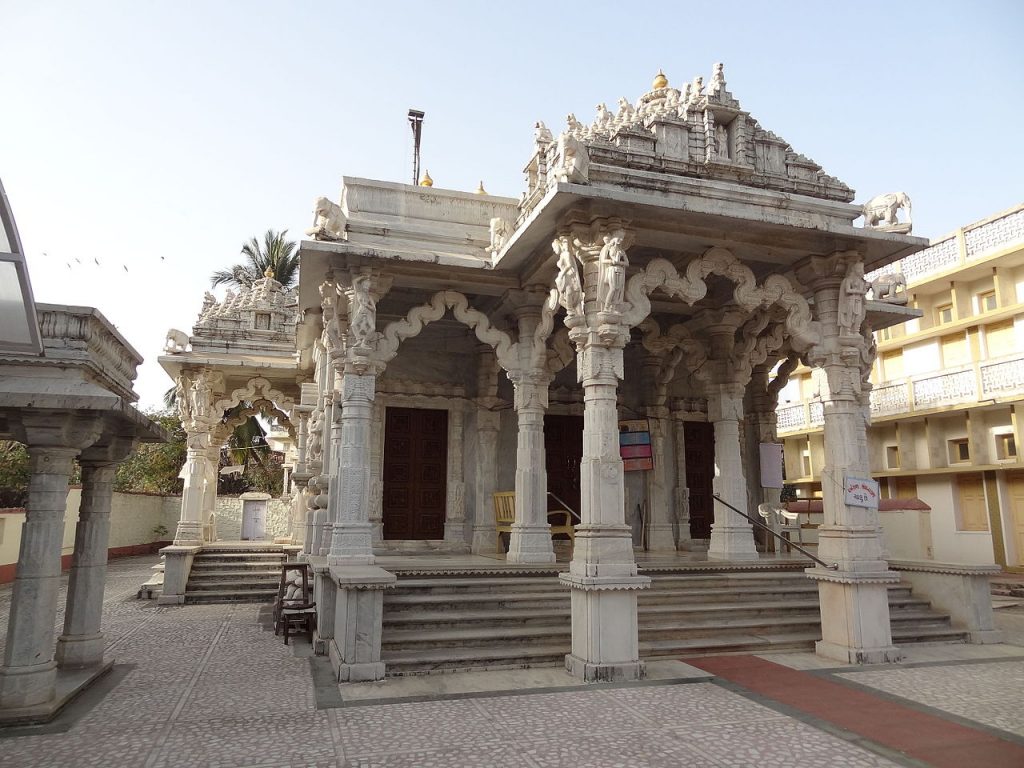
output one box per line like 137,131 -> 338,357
844,476 -> 879,509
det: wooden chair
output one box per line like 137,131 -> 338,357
492,491 -> 575,553
273,562 -> 316,645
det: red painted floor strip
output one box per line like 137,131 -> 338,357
686,655 -> 1024,768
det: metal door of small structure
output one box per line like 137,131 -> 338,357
241,499 -> 268,540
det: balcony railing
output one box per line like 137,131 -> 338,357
775,354 -> 1024,432
866,206 -> 1023,287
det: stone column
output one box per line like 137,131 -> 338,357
644,409 -> 675,551
0,415 -> 102,709
799,253 -> 901,664
507,368 -> 556,564
173,428 -> 211,546
443,406 -> 467,546
671,410 -> 692,550
562,333 -> 650,681
202,443 -> 219,542
55,437 -> 135,669
706,378 -> 759,561
328,364 -> 379,564
322,392 -> 342,556
471,408 -> 501,553
369,400 -> 385,545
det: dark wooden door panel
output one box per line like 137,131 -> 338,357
383,407 -> 448,540
683,421 -> 714,539
545,415 -> 584,517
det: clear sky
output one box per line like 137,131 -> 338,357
3,0 -> 1022,409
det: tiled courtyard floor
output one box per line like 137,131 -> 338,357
1,555 -> 1023,767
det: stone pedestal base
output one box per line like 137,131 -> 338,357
54,632 -> 104,669
560,573 -> 650,682
645,523 -> 677,553
707,524 -> 759,561
0,660 -> 113,726
810,567 -> 903,665
329,565 -> 396,683
507,525 -> 556,564
172,520 -> 203,547
471,526 -> 497,555
157,545 -> 201,605
0,661 -> 57,709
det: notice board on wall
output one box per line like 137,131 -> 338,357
619,419 -> 653,472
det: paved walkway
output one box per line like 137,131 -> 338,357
1,555 -> 1023,767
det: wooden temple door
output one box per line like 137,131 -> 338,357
683,421 -> 714,539
382,407 -> 448,540
544,415 -> 584,518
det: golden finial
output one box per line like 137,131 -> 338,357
263,266 -> 274,278
476,181 -> 487,195
420,170 -> 433,187
653,69 -> 668,89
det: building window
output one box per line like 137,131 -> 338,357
936,304 -> 954,324
801,450 -> 812,478
995,433 -> 1017,461
878,326 -> 892,342
893,476 -> 918,500
977,290 -> 997,312
886,445 -> 900,469
956,473 -> 988,531
948,438 -> 970,464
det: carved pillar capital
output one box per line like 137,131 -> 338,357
508,368 -> 552,412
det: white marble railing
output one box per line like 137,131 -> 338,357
776,354 -> 1024,432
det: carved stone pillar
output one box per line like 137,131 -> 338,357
507,368 -> 556,564
444,406 -> 467,546
557,220 -> 649,682
671,410 -> 692,550
328,365 -> 379,565
369,400 -> 385,545
0,414 -> 103,709
322,392 -> 342,555
175,429 -> 212,545
644,409 -> 675,551
471,408 -> 501,554
56,437 -> 135,669
798,253 -> 900,665
563,334 -> 649,681
706,377 -> 758,561
202,442 -> 219,542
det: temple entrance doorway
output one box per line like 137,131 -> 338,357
545,414 -> 584,519
684,421 -> 714,539
382,407 -> 448,540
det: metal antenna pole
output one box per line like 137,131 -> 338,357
408,109 -> 424,185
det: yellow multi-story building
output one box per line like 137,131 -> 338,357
777,204 -> 1024,569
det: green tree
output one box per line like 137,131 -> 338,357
0,440 -> 30,507
114,412 -> 187,494
210,229 -> 298,289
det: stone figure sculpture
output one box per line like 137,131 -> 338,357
616,97 -> 636,124
566,113 -> 584,134
486,217 -> 510,255
689,76 -> 705,106
715,124 -> 730,159
710,62 -> 726,95
862,192 -> 913,233
164,328 -> 189,353
553,236 -> 584,319
870,272 -> 909,305
598,230 -> 628,314
306,196 -> 346,240
200,291 -> 217,316
554,132 -> 590,184
838,261 -> 869,337
189,373 -> 213,420
533,121 -> 552,145
348,274 -> 376,349
594,102 -> 612,129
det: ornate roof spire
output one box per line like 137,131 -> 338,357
420,170 -> 433,187
476,181 -> 487,195
653,69 -> 668,89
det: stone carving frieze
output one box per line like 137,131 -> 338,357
175,370 -> 224,433
623,247 -> 820,353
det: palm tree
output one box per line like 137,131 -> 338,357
210,229 -> 298,289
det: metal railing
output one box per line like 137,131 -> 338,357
713,494 -> 837,570
547,491 -> 582,523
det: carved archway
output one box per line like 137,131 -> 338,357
213,376 -> 296,422
623,247 -> 820,352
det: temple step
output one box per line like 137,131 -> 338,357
183,547 -> 291,604
379,568 -> 968,675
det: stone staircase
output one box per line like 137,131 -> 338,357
990,574 -> 1024,598
380,566 -> 969,675
183,546 -> 289,604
